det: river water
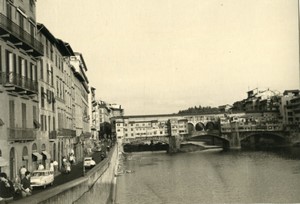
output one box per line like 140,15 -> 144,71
115,148 -> 300,203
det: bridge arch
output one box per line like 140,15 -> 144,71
240,132 -> 286,141
187,123 -> 195,134
240,132 -> 287,147
189,133 -> 230,148
195,122 -> 205,131
205,121 -> 217,131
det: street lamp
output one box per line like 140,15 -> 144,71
80,132 -> 85,176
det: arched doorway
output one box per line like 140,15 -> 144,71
22,146 -> 29,170
9,147 -> 15,180
32,143 -> 42,171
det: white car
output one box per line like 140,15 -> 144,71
30,170 -> 54,188
84,157 -> 96,168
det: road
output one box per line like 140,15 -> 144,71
14,150 -> 107,200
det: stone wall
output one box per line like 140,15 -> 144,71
12,145 -> 118,204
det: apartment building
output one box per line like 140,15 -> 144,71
68,52 -> 91,158
90,87 -> 98,140
0,0 -> 43,179
280,90 -> 300,130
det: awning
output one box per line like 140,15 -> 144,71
22,155 -> 29,160
32,152 -> 43,161
0,157 -> 8,167
41,151 -> 51,160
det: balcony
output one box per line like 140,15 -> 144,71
0,13 -> 43,57
7,127 -> 36,141
49,131 -> 57,140
57,128 -> 76,137
0,71 -> 38,94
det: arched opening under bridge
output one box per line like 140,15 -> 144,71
240,132 -> 287,149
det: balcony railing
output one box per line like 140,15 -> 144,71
7,127 -> 36,141
57,128 -> 76,137
0,71 -> 38,93
49,131 -> 57,140
0,13 -> 43,56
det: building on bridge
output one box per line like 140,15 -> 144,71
113,114 -> 188,144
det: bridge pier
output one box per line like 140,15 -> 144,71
228,122 -> 241,150
228,132 -> 241,150
168,119 -> 182,153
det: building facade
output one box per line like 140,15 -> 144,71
0,0 -> 92,179
0,0 -> 43,179
114,114 -> 188,144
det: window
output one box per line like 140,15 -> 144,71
41,87 -> 45,108
51,67 -> 53,85
46,63 -> 50,84
18,11 -> 24,30
48,116 -> 51,131
53,117 -> 55,131
40,59 -> 43,80
46,40 -> 49,57
41,115 -> 44,131
33,106 -> 37,121
5,50 -> 16,75
22,103 -> 26,128
6,2 -> 12,20
29,22 -> 34,37
9,100 -> 15,128
45,115 -> 47,131
30,0 -> 35,12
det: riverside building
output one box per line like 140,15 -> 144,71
0,0 -> 43,179
0,0 -> 92,178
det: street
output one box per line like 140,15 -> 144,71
14,150 -> 106,201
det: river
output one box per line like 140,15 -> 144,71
115,147 -> 300,203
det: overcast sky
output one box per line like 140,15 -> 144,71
37,0 -> 299,115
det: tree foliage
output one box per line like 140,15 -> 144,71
178,106 -> 220,115
99,122 -> 112,139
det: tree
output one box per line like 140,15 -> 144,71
99,122 -> 112,139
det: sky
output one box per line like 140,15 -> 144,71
37,0 -> 299,115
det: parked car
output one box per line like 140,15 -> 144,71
92,146 -> 102,152
30,170 -> 54,189
84,157 -> 96,168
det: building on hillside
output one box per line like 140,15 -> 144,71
218,104 -> 232,112
0,0 -> 43,179
244,88 -> 281,112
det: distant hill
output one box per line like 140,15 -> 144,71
178,106 -> 220,115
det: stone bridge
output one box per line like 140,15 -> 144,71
124,136 -> 169,144
120,113 -> 289,151
189,128 -> 289,150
